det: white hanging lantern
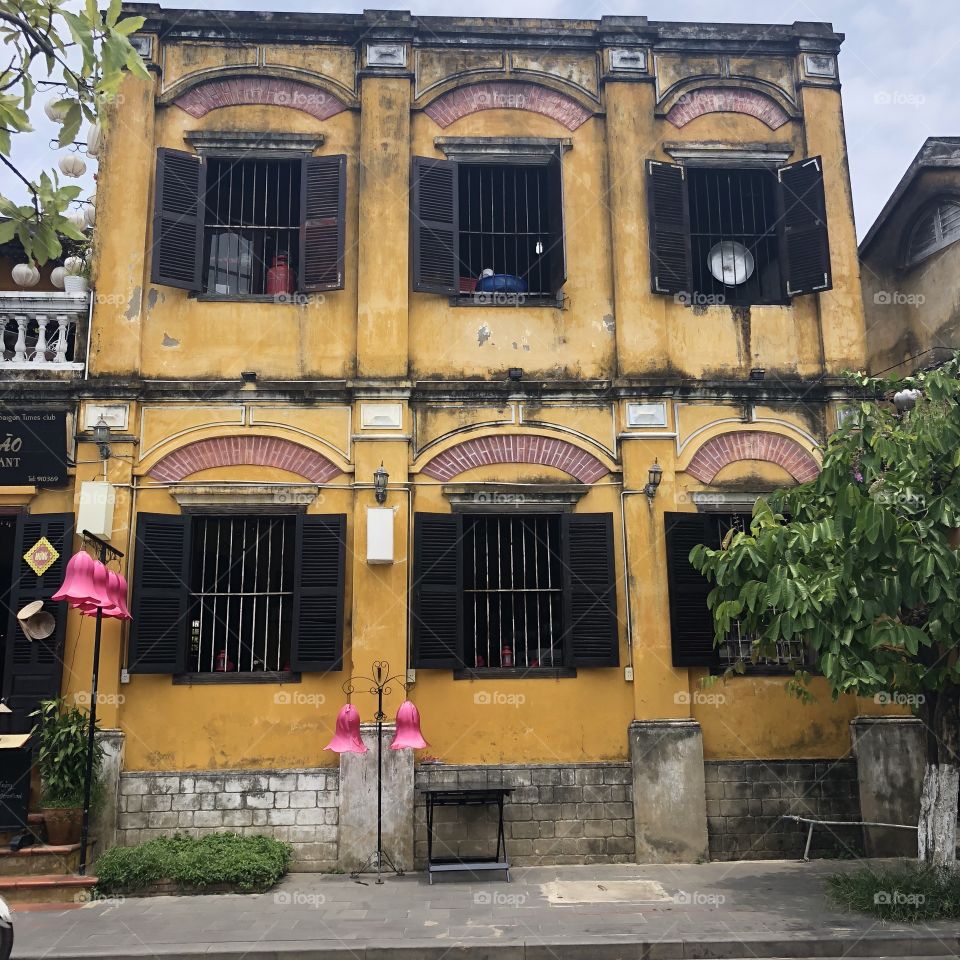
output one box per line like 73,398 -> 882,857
83,199 -> 96,229
59,154 -> 87,178
44,97 -> 67,123
11,263 -> 40,288
67,210 -> 86,232
63,256 -> 85,276
50,266 -> 67,289
86,124 -> 104,158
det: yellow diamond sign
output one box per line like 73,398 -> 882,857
24,537 -> 59,577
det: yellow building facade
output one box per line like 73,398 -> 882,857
1,9 -> 898,868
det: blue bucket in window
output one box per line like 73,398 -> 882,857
475,274 -> 528,294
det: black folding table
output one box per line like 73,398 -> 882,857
420,783 -> 513,883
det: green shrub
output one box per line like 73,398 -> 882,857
828,863 -> 960,921
30,698 -> 104,808
95,833 -> 291,895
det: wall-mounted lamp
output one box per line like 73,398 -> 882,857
92,416 -> 111,461
373,463 -> 389,504
644,459 -> 663,499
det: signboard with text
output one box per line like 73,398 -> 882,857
0,410 -> 69,486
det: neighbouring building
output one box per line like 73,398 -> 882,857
0,7 -> 913,869
861,137 -> 960,375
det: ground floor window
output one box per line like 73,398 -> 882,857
188,516 -> 295,673
463,514 -> 563,669
411,510 -> 619,672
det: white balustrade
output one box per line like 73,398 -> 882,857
0,292 -> 88,371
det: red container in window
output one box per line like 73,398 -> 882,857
501,645 -> 513,668
266,254 -> 296,295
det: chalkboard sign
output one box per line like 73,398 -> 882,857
0,737 -> 32,830
0,410 -> 69,486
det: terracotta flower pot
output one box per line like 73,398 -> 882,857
42,807 -> 82,846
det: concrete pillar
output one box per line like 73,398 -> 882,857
850,715 -> 924,857
629,719 -> 708,862
337,722 -> 414,873
91,728 -> 124,863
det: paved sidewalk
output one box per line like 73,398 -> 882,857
12,859 -> 960,959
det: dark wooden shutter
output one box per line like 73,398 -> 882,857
128,513 -> 190,674
150,148 -> 205,291
777,155 -> 832,297
547,155 -> 567,295
300,155 -> 347,292
290,515 -> 346,672
1,513 -> 73,734
411,513 -> 463,668
411,157 -> 459,295
561,513 -> 619,667
647,159 -> 692,296
664,512 -> 722,668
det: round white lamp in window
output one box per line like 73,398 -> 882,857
63,256 -> 85,275
83,197 -> 96,228
59,154 -> 87,178
12,263 -> 40,288
707,240 -> 755,286
50,266 -> 67,289
67,210 -> 86,232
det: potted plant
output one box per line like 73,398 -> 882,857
62,253 -> 91,294
30,699 -> 103,846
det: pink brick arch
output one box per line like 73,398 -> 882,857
147,436 -> 343,483
421,434 -> 609,483
424,81 -> 592,131
685,431 -> 820,485
173,76 -> 347,121
666,87 -> 790,130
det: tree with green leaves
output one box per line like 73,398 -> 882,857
0,0 -> 148,264
693,356 -> 960,866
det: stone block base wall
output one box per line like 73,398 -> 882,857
117,769 -> 339,871
414,763 -> 634,866
705,759 -> 862,860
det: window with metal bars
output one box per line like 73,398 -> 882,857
203,157 -> 302,296
710,514 -> 803,673
463,514 -> 564,670
687,167 -> 784,306
456,164 -> 560,300
187,516 -> 295,674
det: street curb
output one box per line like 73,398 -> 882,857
14,933 -> 960,960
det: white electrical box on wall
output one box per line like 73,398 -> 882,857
366,507 -> 394,564
77,481 -> 116,538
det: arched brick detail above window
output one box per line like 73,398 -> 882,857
666,87 -> 790,130
685,431 -> 820,484
423,82 -> 592,131
421,434 -> 609,483
173,77 -> 347,121
147,436 -> 343,483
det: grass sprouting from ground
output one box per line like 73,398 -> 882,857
828,863 -> 960,921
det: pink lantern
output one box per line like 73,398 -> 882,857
98,570 -> 129,620
115,573 -> 132,620
390,700 -> 428,750
52,551 -> 98,605
324,704 -> 368,754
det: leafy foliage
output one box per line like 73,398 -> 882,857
94,833 -> 292,895
828,864 -> 960,921
30,697 -> 103,807
0,0 -> 149,263
692,356 -> 960,704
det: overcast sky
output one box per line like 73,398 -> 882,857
11,0 -> 960,239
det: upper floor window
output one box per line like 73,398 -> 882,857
411,511 -> 618,673
411,149 -> 566,305
150,147 -> 346,298
905,199 -> 960,267
648,155 -> 833,306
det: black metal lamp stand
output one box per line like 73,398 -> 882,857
78,529 -> 123,877
343,660 -> 406,884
